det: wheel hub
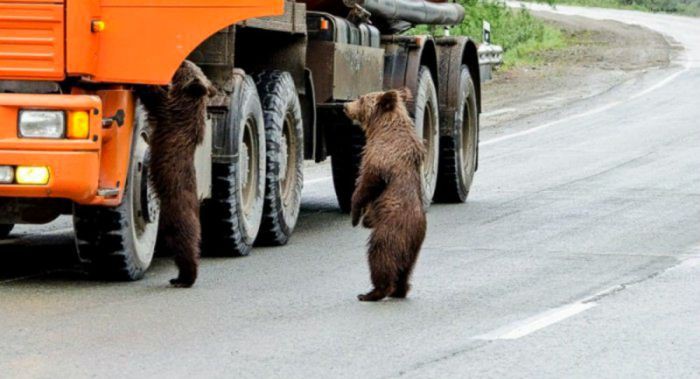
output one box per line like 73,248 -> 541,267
279,134 -> 289,183
240,118 -> 260,221
422,104 -> 437,184
461,97 -> 476,181
129,124 -> 159,268
139,150 -> 159,224
240,139 -> 250,188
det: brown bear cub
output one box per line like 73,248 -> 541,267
344,88 -> 427,301
139,60 -> 215,288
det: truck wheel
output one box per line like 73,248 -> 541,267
0,224 -> 13,239
435,66 -> 478,203
254,71 -> 304,246
74,103 -> 160,281
414,66 -> 440,207
201,74 -> 266,256
330,121 -> 365,213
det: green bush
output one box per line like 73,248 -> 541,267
411,0 -> 567,68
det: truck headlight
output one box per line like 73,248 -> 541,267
18,110 -> 66,139
0,166 -> 14,184
15,166 -> 50,185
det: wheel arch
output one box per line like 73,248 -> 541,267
419,38 -> 440,92
382,35 -> 440,113
463,39 -> 482,114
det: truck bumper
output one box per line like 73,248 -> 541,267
0,92 -> 127,206
0,150 -> 100,203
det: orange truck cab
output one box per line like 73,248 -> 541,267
0,0 -> 481,282
0,0 -> 282,206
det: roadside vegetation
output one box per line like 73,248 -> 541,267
546,0 -> 700,16
412,0 -> 568,68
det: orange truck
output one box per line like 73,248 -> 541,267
0,0 -> 482,280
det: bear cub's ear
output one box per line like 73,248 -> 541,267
378,90 -> 400,112
173,61 -> 216,98
183,78 -> 216,98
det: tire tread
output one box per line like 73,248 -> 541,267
74,205 -> 144,281
254,70 -> 304,246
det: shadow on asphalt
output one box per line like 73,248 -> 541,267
0,199 -> 346,285
0,232 -> 83,282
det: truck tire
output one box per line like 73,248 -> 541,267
435,65 -> 478,203
201,74 -> 266,257
254,71 -> 304,246
0,224 -> 13,239
330,122 -> 365,213
414,66 -> 440,207
74,103 -> 160,281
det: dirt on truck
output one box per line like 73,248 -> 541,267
0,0 -> 482,281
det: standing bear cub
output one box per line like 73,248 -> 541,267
139,60 -> 215,288
344,89 -> 427,301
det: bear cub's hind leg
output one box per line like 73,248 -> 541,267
389,267 -> 413,299
358,240 -> 397,302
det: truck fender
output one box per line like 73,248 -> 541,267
382,35 -> 439,113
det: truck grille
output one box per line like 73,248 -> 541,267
0,3 -> 65,80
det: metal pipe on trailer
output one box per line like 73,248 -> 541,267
354,0 -> 466,25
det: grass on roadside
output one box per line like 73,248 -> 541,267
411,0 -> 568,69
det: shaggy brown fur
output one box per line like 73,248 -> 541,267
139,61 -> 215,288
344,88 -> 427,301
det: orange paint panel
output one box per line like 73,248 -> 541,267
94,88 -> 134,203
0,90 -> 136,206
0,93 -> 101,151
0,1 -> 64,3
0,92 -> 115,205
0,93 -> 101,110
83,1 -> 283,84
101,0 -> 271,5
66,0 -> 101,77
0,151 -> 100,202
4,1 -> 284,83
0,2 -> 65,80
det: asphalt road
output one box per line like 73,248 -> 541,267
2,6 -> 699,378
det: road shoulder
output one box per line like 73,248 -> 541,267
482,11 -> 677,129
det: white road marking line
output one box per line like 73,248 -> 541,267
481,100 -> 623,146
479,37 -> 691,147
473,302 -> 596,340
676,256 -> 700,270
481,65 -> 689,147
672,244 -> 700,270
630,63 -> 692,100
475,245 -> 700,341
482,107 -> 517,117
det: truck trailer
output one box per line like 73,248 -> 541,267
0,0 -> 481,280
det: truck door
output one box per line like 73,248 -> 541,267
0,0 -> 65,80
